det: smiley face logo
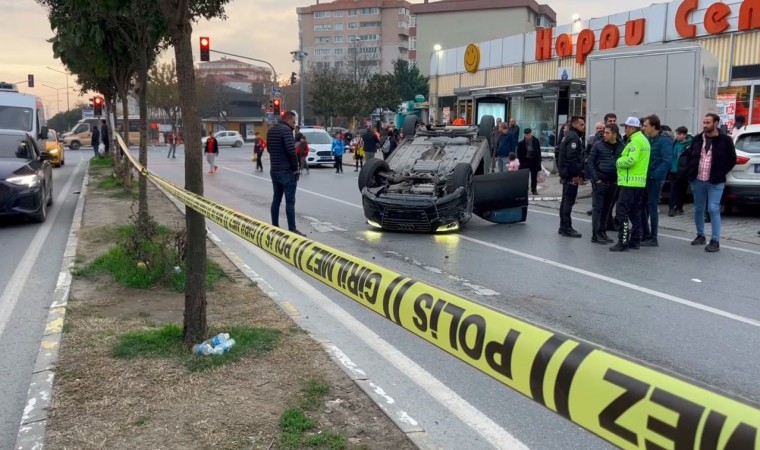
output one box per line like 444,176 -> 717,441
464,44 -> 480,73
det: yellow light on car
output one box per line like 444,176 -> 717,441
435,222 -> 460,233
367,219 -> 383,229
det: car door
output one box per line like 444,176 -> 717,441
218,132 -> 231,146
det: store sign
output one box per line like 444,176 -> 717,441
536,0 -> 760,64
464,44 -> 480,73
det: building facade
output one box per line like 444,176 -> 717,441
297,0 -> 413,74
429,0 -> 760,139
410,0 -> 556,76
197,57 -> 273,90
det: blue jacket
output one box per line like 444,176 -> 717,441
266,120 -> 298,173
495,131 -> 517,157
647,132 -> 673,181
671,135 -> 692,173
332,138 -> 345,157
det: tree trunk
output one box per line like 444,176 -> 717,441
121,94 -> 132,189
158,0 -> 207,345
138,69 -> 150,232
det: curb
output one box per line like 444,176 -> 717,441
151,178 -> 439,450
15,164 -> 90,450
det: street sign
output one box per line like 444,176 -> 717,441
271,87 -> 281,97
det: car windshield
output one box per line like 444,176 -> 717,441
736,132 -> 760,154
0,134 -> 32,159
0,106 -> 33,132
301,131 -> 332,144
47,131 -> 56,140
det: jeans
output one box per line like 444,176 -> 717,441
93,145 -> 99,157
691,180 -> 724,241
334,154 -> 343,172
591,181 -> 616,233
167,143 -> 177,158
271,171 -> 297,231
299,155 -> 309,172
256,150 -> 264,171
559,181 -> 579,231
668,173 -> 687,211
641,179 -> 664,240
616,187 -> 644,246
497,157 -> 508,173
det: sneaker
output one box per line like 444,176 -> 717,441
691,235 -> 706,246
591,233 -> 608,245
531,190 -> 538,195
628,243 -> 640,250
609,242 -> 628,252
705,239 -> 720,252
214,165 -> 219,173
675,209 -> 684,215
354,169 -> 358,172
668,209 -> 675,217
560,229 -> 582,238
640,238 -> 659,247
289,229 -> 307,237
586,209 -> 593,216
207,169 -> 214,174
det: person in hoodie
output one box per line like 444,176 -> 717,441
669,126 -> 692,216
332,131 -> 346,174
586,123 -> 623,244
639,114 -> 673,247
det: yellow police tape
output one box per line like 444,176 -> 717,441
116,132 -> 759,449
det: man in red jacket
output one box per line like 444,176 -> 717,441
205,133 -> 219,174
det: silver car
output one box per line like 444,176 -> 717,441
726,124 -> 760,210
202,131 -> 244,147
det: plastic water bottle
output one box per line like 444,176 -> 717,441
214,338 -> 236,354
202,333 -> 229,347
192,342 -> 215,355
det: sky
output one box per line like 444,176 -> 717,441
0,0 -> 656,116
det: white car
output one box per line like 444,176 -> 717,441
726,124 -> 760,211
202,130 -> 244,147
301,128 -> 334,166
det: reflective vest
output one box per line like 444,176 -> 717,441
616,131 -> 650,188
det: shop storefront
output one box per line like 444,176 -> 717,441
429,0 -> 760,140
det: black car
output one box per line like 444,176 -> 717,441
357,115 -> 529,233
0,130 -> 54,223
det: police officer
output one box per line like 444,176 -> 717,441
558,116 -> 586,238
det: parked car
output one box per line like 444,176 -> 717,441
46,129 -> 65,167
201,130 -> 244,147
301,127 -> 335,167
726,124 -> 760,211
0,129 -> 54,223
357,115 -> 529,233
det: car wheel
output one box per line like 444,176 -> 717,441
402,115 -> 419,141
233,140 -> 242,147
358,158 -> 390,191
450,163 -> 474,226
32,188 -> 48,223
61,157 -> 65,166
70,141 -> 80,150
478,115 -> 495,140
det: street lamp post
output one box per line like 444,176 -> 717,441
291,38 -> 308,126
46,66 -> 70,112
42,84 -> 69,117
432,44 -> 442,123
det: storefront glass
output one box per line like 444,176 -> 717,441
752,85 -> 760,125
718,86 -> 752,130
511,97 -> 557,147
477,102 -> 507,124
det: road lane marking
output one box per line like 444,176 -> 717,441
169,164 -> 760,327
0,159 -> 85,337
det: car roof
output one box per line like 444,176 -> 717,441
737,124 -> 760,134
301,128 -> 329,133
0,128 -> 31,137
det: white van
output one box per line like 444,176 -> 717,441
0,82 -> 48,147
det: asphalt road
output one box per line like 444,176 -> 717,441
140,145 -> 760,448
0,150 -> 87,450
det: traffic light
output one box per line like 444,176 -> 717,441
27,74 -> 34,88
93,96 -> 103,116
200,36 -> 210,62
273,98 -> 281,116
290,72 -> 297,85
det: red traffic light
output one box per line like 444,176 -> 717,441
200,37 -> 209,48
94,96 -> 103,105
273,98 -> 280,107
200,36 -> 210,61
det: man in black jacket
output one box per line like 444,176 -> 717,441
267,111 -> 305,236
91,123 -> 101,158
100,119 -> 110,155
557,116 -> 586,238
586,123 -> 623,244
517,128 -> 542,194
684,113 -> 736,252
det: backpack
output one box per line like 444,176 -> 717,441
381,136 -> 391,153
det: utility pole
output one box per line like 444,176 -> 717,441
291,40 -> 308,126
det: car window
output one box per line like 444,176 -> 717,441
735,132 -> 760,154
48,131 -> 56,140
0,106 -> 33,132
73,123 -> 89,134
301,131 -> 332,144
0,135 -> 32,159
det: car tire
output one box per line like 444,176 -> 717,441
358,158 -> 389,192
478,115 -> 495,140
450,163 -> 474,226
233,140 -> 243,147
402,115 -> 419,141
32,188 -> 48,223
61,157 -> 65,166
70,141 -> 80,150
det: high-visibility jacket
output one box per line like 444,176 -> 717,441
616,131 -> 650,188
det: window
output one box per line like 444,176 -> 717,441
410,36 -> 416,50
359,34 -> 379,41
314,24 -> 332,31
348,35 -> 357,42
333,10 -> 344,17
410,15 -> 416,27
359,7 -> 380,15
335,23 -> 343,30
314,11 -> 331,18
334,61 -> 343,68
359,47 -> 379,54
398,21 -> 409,28
334,48 -> 344,55
398,7 -> 408,15
314,48 -> 331,56
735,132 -> 760,153
315,37 -> 330,44
348,22 -> 358,29
360,21 -> 381,28
333,35 -> 343,43
348,9 -> 357,16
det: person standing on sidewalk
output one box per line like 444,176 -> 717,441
640,115 -> 673,247
91,123 -> 100,158
517,128 -> 542,194
586,123 -> 623,244
683,113 -> 736,252
669,126 -> 692,216
610,117 -> 650,252
100,119 -> 110,155
166,129 -> 177,158
332,131 -> 345,174
204,133 -> 219,174
557,116 -> 586,238
268,111 -> 304,235
363,126 -> 380,161
495,122 -> 517,173
253,131 -> 266,172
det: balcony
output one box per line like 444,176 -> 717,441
397,41 -> 409,50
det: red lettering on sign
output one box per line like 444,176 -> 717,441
600,24 -> 620,50
576,29 -> 595,63
536,28 -> 553,60
739,0 -> 760,30
625,19 -> 646,46
705,3 -> 731,34
555,33 -> 573,58
676,0 -> 698,38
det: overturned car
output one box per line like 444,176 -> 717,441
358,115 -> 529,233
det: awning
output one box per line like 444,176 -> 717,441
468,80 -> 586,98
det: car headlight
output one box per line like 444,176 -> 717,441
435,222 -> 460,233
49,148 -> 59,154
7,174 -> 41,188
367,219 -> 383,229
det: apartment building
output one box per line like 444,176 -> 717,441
197,57 -> 273,91
410,0 -> 557,76
297,0 -> 413,75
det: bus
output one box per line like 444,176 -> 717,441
0,81 -> 48,148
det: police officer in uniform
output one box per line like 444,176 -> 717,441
558,116 -> 586,238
